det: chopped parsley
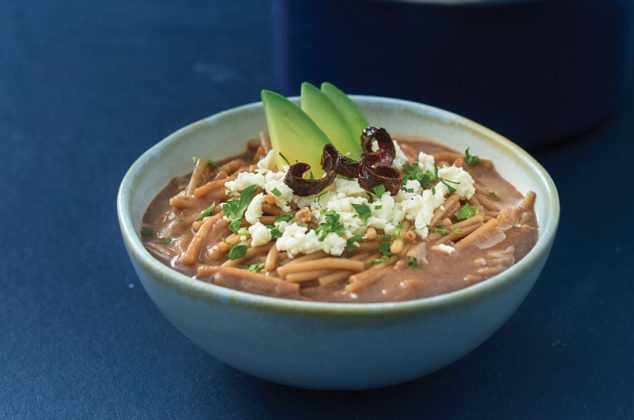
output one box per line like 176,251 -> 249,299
241,262 -> 264,272
267,225 -> 283,238
394,222 -> 404,236
228,244 -> 248,260
160,237 -> 173,244
402,163 -> 436,188
488,190 -> 498,197
368,256 -> 389,265
430,226 -> 450,235
379,237 -> 394,257
407,256 -> 419,268
352,203 -> 372,221
195,203 -> 216,221
464,147 -> 480,165
454,203 -> 479,220
454,228 -> 462,235
237,227 -> 250,237
222,185 -> 258,233
315,211 -> 345,241
440,178 -> 459,193
346,233 -> 365,250
141,227 -> 155,238
275,214 -> 293,222
374,205 -> 383,210
271,188 -> 282,197
373,184 -> 386,198
192,157 -> 217,169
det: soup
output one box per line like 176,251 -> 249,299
140,132 -> 538,303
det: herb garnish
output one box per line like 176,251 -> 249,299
346,233 -> 365,250
195,203 -> 216,221
222,185 -> 258,233
407,256 -> 419,268
241,262 -> 264,272
402,163 -> 436,188
352,203 -> 372,221
271,188 -> 282,197
141,227 -> 155,238
464,148 -> 480,165
430,226 -> 450,235
278,152 -> 291,166
275,214 -> 293,222
373,184 -> 386,198
267,225 -> 283,238
454,228 -> 462,235
454,203 -> 479,220
315,211 -> 345,240
228,244 -> 248,260
368,256 -> 389,265
378,236 -> 394,257
192,157 -> 217,169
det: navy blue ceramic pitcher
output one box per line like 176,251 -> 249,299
272,0 -> 632,148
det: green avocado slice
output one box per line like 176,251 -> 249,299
301,82 -> 362,160
261,89 -> 330,177
321,82 -> 368,148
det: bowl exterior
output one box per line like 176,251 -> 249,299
118,96 -> 559,390
124,243 -> 551,390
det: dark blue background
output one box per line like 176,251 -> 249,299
1,1 -> 633,418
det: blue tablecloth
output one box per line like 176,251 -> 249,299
2,1 -> 633,418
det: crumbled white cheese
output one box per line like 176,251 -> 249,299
256,150 -> 277,171
244,193 -> 265,224
418,151 -> 435,172
226,146 -> 476,256
392,141 -> 409,170
437,166 -> 475,199
248,222 -> 272,246
431,244 -> 456,254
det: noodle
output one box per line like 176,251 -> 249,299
277,258 -> 364,278
194,177 -> 233,198
181,216 -> 215,265
264,246 -> 279,272
454,219 -> 500,250
186,156 -> 209,195
197,265 -> 299,294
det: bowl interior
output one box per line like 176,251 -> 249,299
119,96 -> 558,308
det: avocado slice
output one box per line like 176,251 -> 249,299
321,82 -> 368,147
261,89 -> 330,177
301,82 -> 362,160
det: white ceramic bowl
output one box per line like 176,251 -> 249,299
117,96 -> 559,390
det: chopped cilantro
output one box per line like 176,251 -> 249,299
407,256 -> 419,268
192,157 -> 217,168
464,147 -> 480,165
222,185 -> 258,233
368,256 -> 389,265
373,184 -> 386,198
431,226 -> 449,235
454,203 -> 479,220
195,203 -> 216,221
352,203 -> 372,221
228,244 -> 248,260
241,263 -> 264,272
346,233 -> 365,250
454,228 -> 463,234
402,163 -> 436,188
267,225 -> 283,238
488,190 -> 498,197
379,237 -> 394,257
440,178 -> 459,193
374,204 -> 383,210
394,222 -> 404,236
275,214 -> 293,222
160,237 -> 173,244
315,211 -> 345,241
271,188 -> 282,197
366,192 -> 375,203
309,171 -> 315,180
141,227 -> 155,238
225,189 -> 233,196
237,227 -> 250,237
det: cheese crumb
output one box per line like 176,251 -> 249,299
244,193 -> 265,224
431,244 -> 456,254
248,222 -> 272,246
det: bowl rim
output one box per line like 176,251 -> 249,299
117,95 -> 559,316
